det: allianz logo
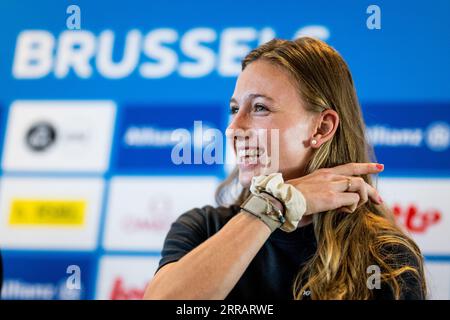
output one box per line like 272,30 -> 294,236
124,121 -> 216,149
366,121 -> 450,152
1,279 -> 82,300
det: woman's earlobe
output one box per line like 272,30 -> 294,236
310,136 -> 322,147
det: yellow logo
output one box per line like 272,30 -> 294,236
9,199 -> 86,227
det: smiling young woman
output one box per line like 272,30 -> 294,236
143,37 -> 426,300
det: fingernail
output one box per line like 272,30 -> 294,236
378,196 -> 383,203
376,164 -> 384,170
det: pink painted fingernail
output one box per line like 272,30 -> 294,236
376,164 -> 384,170
378,196 -> 383,203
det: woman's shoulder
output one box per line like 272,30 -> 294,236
381,242 -> 424,281
374,242 -> 426,299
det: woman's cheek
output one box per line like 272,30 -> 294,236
279,126 -> 309,167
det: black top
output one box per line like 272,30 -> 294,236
157,205 -> 424,300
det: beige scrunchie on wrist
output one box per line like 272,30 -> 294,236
249,173 -> 307,232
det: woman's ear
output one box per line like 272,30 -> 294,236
310,109 -> 339,148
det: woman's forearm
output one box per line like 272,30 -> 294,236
143,211 -> 271,300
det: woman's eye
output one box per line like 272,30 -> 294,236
254,104 -> 268,112
230,106 -> 239,114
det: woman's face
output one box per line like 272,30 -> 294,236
227,59 -> 317,187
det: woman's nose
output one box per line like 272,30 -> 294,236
227,107 -> 252,131
226,111 -> 250,140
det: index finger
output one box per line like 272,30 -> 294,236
328,162 -> 384,176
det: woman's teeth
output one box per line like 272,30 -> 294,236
237,149 -> 263,163
238,149 -> 260,157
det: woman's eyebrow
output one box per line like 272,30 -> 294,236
229,93 -> 274,105
229,97 -> 238,105
248,93 -> 274,102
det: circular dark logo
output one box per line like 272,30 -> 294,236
26,122 -> 57,152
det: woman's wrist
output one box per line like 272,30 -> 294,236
259,191 -> 285,214
249,173 -> 307,232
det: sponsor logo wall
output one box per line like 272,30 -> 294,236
1,252 -> 95,300
103,176 -> 219,252
95,256 -> 160,300
0,0 -> 449,300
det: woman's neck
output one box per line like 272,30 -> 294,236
297,215 -> 313,228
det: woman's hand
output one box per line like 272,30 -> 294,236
286,163 -> 384,215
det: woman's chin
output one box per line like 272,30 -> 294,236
238,166 -> 271,188
238,162 -> 281,187
238,169 -> 258,188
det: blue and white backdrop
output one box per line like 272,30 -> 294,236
0,0 -> 449,299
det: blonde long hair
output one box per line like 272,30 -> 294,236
216,37 -> 426,299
